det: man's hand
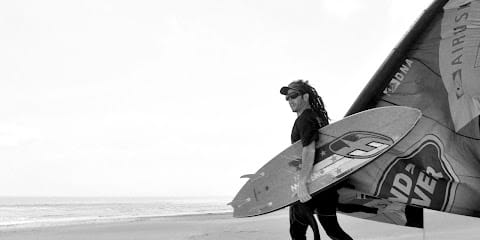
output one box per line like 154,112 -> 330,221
297,181 -> 312,203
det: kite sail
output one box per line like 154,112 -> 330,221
337,0 -> 480,228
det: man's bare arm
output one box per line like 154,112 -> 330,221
297,141 -> 315,203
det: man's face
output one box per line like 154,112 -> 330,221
286,89 -> 306,112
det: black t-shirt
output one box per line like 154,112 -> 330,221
291,109 -> 323,146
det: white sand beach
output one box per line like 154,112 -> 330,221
1,209 -> 479,240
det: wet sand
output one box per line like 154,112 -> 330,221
1,209 -> 480,240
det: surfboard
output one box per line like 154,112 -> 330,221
229,106 -> 422,218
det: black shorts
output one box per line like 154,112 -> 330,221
308,187 -> 339,216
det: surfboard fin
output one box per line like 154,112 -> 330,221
228,198 -> 251,208
240,174 -> 255,178
240,172 -> 265,181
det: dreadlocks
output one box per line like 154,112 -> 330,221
295,80 -> 330,127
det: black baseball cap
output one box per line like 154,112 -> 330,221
280,81 -> 309,95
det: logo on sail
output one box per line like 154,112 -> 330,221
440,2 -> 480,132
375,135 -> 458,211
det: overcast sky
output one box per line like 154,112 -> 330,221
0,0 -> 432,197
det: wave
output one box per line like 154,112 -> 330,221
0,196 -> 233,230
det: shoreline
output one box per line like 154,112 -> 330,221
0,196 -> 234,232
0,210 -> 291,240
0,211 -> 235,233
1,209 -> 480,239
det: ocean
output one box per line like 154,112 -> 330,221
0,196 -> 233,230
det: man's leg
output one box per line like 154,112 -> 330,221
317,214 -> 353,240
290,203 -> 321,240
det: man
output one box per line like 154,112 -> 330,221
280,80 -> 353,240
